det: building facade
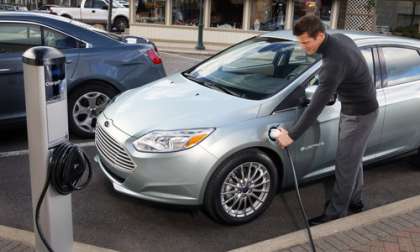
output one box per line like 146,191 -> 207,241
127,0 -> 419,48
1,0 -> 418,46
128,0 -> 340,48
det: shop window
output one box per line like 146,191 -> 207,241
172,0 -> 199,26
135,0 -> 166,24
294,0 -> 332,29
251,0 -> 286,31
211,0 -> 244,29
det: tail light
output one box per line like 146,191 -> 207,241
146,49 -> 162,65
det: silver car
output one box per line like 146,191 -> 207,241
95,31 -> 420,225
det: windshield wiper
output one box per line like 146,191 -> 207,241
183,73 -> 241,97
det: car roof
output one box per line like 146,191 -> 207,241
262,29 -> 420,46
0,11 -> 119,47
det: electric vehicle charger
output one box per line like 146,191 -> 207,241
35,142 -> 92,252
269,128 -> 317,252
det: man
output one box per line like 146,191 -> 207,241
275,15 -> 379,225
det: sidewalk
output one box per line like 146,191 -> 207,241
232,195 -> 420,252
0,225 -> 117,252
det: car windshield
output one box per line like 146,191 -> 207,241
184,37 -> 320,100
104,0 -> 125,8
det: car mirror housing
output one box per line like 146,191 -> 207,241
304,85 -> 337,106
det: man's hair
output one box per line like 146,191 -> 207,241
293,15 -> 325,38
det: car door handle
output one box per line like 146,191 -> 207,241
0,68 -> 10,73
92,10 -> 95,13
66,60 -> 73,64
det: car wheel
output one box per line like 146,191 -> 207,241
114,17 -> 128,32
204,149 -> 278,225
68,82 -> 118,138
61,14 -> 72,19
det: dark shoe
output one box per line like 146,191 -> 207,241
308,214 -> 337,226
348,201 -> 364,214
324,200 -> 364,214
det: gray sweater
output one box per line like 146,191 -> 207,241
288,33 -> 379,140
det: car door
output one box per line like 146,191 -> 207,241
83,0 -> 108,24
81,0 -> 99,24
0,22 -> 42,121
379,46 -> 420,153
291,46 -> 386,180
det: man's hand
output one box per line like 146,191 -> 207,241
275,128 -> 294,149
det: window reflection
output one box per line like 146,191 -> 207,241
251,0 -> 286,31
382,47 -> 420,86
172,0 -> 199,26
211,0 -> 244,29
135,0 -> 166,24
294,0 -> 332,29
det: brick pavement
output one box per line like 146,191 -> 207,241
280,208 -> 420,252
0,237 -> 34,252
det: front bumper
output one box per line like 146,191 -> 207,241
95,115 -> 218,205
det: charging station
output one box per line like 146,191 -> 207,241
23,47 -> 73,252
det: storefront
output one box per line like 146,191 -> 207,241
128,0 -> 340,48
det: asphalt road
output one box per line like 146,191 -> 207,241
1,52 -> 420,252
1,146 -> 419,252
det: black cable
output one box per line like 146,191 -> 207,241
35,142 -> 92,252
285,147 -> 317,252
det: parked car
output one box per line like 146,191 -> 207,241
36,4 -> 59,13
0,4 -> 28,11
95,30 -> 420,225
49,0 -> 129,32
0,12 -> 165,137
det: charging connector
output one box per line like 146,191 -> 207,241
35,142 -> 92,252
269,128 -> 317,252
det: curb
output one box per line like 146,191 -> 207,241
159,48 -> 219,56
0,225 -> 118,252
230,194 -> 420,252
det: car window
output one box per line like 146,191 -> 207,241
0,23 -> 41,53
308,47 -> 375,88
43,28 -> 81,49
84,0 -> 93,8
186,37 -> 320,100
382,47 -> 420,87
94,0 -> 107,9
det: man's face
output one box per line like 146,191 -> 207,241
297,32 -> 325,55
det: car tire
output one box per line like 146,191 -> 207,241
204,149 -> 278,225
113,17 -> 128,32
68,82 -> 118,138
61,14 -> 72,19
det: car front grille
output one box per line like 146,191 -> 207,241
95,125 -> 136,171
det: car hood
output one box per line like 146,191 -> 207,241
103,74 -> 261,136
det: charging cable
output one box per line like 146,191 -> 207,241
269,128 -> 317,252
35,142 -> 92,252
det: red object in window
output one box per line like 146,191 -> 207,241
146,49 -> 162,64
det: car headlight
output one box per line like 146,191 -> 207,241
133,128 -> 215,153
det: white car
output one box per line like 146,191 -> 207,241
50,0 -> 129,31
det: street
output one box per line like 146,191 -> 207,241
0,52 -> 419,252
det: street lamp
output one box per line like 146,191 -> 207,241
196,0 -> 205,50
107,0 -> 113,32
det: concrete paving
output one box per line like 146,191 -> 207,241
232,195 -> 420,252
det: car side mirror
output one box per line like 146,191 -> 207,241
304,85 -> 337,106
102,5 -> 108,10
303,85 -> 316,106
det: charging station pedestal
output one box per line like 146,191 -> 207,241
23,47 -> 73,252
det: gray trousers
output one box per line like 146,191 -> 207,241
325,109 -> 379,218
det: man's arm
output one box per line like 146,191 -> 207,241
287,60 -> 345,140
